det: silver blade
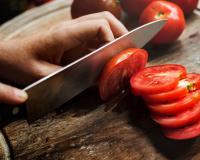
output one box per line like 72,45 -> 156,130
24,19 -> 167,122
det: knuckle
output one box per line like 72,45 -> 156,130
98,19 -> 109,26
29,62 -> 47,80
34,68 -> 47,79
102,11 -> 113,18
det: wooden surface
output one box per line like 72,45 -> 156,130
1,0 -> 200,159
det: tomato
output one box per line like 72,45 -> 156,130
144,73 -> 200,104
163,119 -> 200,140
99,48 -> 148,101
130,64 -> 186,96
120,0 -> 156,18
139,1 -> 185,45
182,73 -> 200,91
148,89 -> 200,115
170,0 -> 198,16
152,101 -> 200,128
71,0 -> 122,19
144,85 -> 188,104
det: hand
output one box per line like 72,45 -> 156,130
0,11 -> 128,105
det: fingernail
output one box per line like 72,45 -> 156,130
15,90 -> 28,102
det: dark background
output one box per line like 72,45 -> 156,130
0,0 -> 53,24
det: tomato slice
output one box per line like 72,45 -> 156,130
163,119 -> 200,140
148,90 -> 200,115
152,101 -> 200,128
144,85 -> 188,104
130,64 -> 186,95
143,73 -> 200,104
182,73 -> 200,91
99,48 -> 148,101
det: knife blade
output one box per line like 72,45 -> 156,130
0,19 -> 167,124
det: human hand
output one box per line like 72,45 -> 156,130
0,12 -> 128,104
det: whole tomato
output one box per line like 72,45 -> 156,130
139,1 -> 185,45
120,0 -> 157,18
71,0 -> 122,19
170,0 -> 198,15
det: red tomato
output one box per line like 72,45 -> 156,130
71,0 -> 122,19
148,90 -> 200,115
152,101 -> 200,128
144,73 -> 200,104
139,1 -> 185,45
183,73 -> 200,91
99,48 -> 148,101
120,0 -> 156,18
163,118 -> 200,140
170,0 -> 198,15
144,85 -> 188,104
130,64 -> 186,96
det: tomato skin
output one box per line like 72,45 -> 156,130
130,64 -> 186,96
144,86 -> 188,104
120,0 -> 156,18
71,0 -> 122,19
152,102 -> 200,128
139,1 -> 185,45
170,0 -> 198,16
99,48 -> 148,101
144,73 -> 200,104
148,90 -> 200,115
163,119 -> 200,140
148,95 -> 196,115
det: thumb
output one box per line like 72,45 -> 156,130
0,83 -> 28,105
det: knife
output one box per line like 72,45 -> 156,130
0,19 -> 166,125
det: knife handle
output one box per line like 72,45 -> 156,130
0,104 -> 26,127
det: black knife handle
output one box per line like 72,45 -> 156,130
0,103 -> 26,127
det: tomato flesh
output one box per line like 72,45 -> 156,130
152,101 -> 200,128
182,73 -> 200,91
130,64 -> 186,96
163,118 -> 200,140
144,73 -> 200,104
148,90 -> 200,115
144,85 -> 188,104
99,48 -> 148,101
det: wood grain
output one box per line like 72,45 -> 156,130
1,0 -> 200,159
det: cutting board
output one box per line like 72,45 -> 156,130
1,0 -> 200,159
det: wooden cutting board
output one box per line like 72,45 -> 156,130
1,0 -> 200,159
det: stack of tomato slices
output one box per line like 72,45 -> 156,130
130,64 -> 200,140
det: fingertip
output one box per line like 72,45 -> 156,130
14,89 -> 28,103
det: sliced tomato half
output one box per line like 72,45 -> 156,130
148,90 -> 200,115
152,101 -> 200,128
99,48 -> 148,101
163,119 -> 200,140
144,73 -> 200,104
130,64 -> 187,95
